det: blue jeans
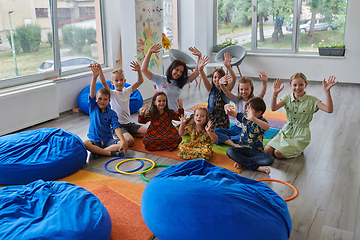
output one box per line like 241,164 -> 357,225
226,147 -> 274,171
215,125 -> 242,145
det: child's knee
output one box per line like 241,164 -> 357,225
274,150 -> 285,159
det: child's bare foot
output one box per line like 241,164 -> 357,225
233,162 -> 242,169
257,166 -> 270,174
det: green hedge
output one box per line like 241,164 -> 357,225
16,24 -> 42,53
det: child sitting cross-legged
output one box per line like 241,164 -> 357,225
138,92 -> 183,151
83,64 -> 128,159
225,97 -> 274,173
178,107 -> 218,160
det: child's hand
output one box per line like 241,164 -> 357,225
221,52 -> 232,68
224,104 -> 236,117
219,75 -> 231,85
89,63 -> 100,78
322,75 -> 338,92
118,140 -> 128,154
197,55 -> 209,71
177,98 -> 183,109
179,114 -> 187,125
140,104 -> 149,115
245,107 -> 255,121
258,71 -> 268,83
130,61 -> 140,72
149,44 -> 162,54
205,121 -> 212,132
189,47 -> 202,58
273,79 -> 284,95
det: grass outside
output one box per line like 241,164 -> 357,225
0,43 -> 94,80
218,23 -> 273,36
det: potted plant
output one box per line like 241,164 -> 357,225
318,44 -> 345,56
213,37 -> 239,52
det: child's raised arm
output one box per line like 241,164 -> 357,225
224,104 -> 237,118
271,79 -> 285,111
219,75 -> 235,100
246,108 -> 270,131
89,63 -> 100,98
317,75 -> 338,113
221,52 -> 237,91
198,56 -> 212,92
205,121 -> 218,142
178,114 -> 189,136
97,63 -> 111,91
141,44 -> 162,80
257,71 -> 268,98
130,61 -> 144,92
189,47 -> 202,59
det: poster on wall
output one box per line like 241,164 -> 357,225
135,0 -> 163,70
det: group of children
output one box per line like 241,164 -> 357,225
84,43 -> 338,174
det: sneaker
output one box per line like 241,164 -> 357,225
89,152 -> 99,159
111,150 -> 124,157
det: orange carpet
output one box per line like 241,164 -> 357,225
58,170 -> 153,240
129,138 -> 243,173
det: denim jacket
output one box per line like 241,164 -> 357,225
207,85 -> 230,114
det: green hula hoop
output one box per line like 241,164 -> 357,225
141,165 -> 172,182
115,158 -> 155,175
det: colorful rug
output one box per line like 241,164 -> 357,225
129,139 -> 243,173
58,170 -> 154,240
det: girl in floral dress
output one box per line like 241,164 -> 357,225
138,92 -> 183,151
178,107 -> 218,160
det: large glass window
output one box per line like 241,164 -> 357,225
0,0 -> 105,87
217,0 -> 348,53
162,0 -> 178,49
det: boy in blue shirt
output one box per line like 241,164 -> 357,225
225,97 -> 274,173
83,64 -> 128,158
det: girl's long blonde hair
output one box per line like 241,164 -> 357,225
238,77 -> 254,101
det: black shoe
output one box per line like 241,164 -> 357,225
89,152 -> 99,159
111,150 -> 124,157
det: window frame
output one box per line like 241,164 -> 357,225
215,0 -> 347,55
0,0 -> 106,89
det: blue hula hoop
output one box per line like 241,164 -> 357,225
105,157 -> 144,173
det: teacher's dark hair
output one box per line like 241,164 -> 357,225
165,59 -> 189,89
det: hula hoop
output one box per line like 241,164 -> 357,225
116,158 -> 155,175
257,179 -> 298,201
105,157 -> 144,173
141,165 -> 172,182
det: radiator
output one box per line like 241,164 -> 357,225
0,82 -> 59,136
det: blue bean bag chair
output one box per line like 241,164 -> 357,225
77,81 -> 143,115
141,159 -> 292,240
0,128 -> 87,185
0,179 -> 111,240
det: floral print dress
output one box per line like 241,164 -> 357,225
178,124 -> 214,160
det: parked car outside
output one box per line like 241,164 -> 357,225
38,56 -> 98,73
299,18 -> 336,33
285,19 -> 312,31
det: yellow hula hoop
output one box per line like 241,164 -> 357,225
115,158 -> 155,175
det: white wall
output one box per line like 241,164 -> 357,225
57,0 -> 360,113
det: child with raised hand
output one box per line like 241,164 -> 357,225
138,92 -> 183,151
265,73 -> 337,159
83,64 -> 128,159
178,107 -> 218,160
94,62 -> 146,147
195,49 -> 237,129
225,97 -> 274,173
141,44 -> 207,111
214,71 -> 268,146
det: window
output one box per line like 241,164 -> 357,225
217,0 -> 348,53
36,8 -> 48,18
0,0 -> 105,88
163,0 -> 178,49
